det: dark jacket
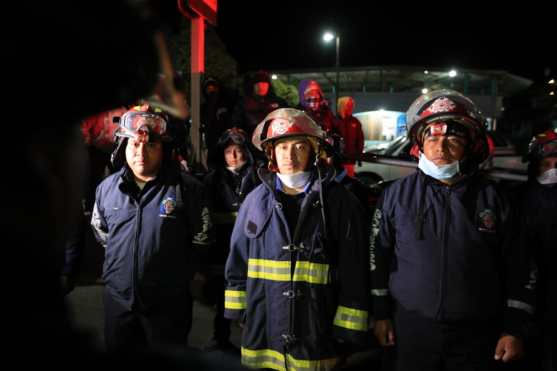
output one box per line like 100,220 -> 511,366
203,130 -> 261,265
224,167 -> 370,370
512,181 -> 557,324
91,164 -> 213,310
371,170 -> 535,336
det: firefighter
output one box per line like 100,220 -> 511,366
514,128 -> 557,370
91,105 -> 213,352
371,89 -> 535,371
224,108 -> 370,370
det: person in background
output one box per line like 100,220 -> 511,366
298,79 -> 339,135
230,70 -> 288,138
513,127 -> 557,371
336,96 -> 364,177
200,127 -> 260,352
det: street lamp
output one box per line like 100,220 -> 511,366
322,31 -> 340,110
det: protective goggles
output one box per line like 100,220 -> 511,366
115,111 -> 168,143
422,120 -> 469,140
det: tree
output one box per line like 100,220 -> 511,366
272,79 -> 299,107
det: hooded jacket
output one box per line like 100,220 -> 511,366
203,130 -> 261,264
224,166 -> 370,370
298,80 -> 339,134
336,98 -> 364,163
230,72 -> 288,137
371,170 -> 535,336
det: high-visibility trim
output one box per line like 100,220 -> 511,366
371,289 -> 389,296
247,259 -> 330,284
241,347 -> 338,371
333,305 -> 368,332
225,289 -> 246,310
507,299 -> 535,314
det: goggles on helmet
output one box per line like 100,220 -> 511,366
422,120 -> 470,141
115,111 -> 168,143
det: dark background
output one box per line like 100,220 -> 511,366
215,1 -> 554,81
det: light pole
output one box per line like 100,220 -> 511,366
323,31 -> 340,111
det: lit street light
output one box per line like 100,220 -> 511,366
322,31 -> 340,110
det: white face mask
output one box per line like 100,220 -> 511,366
277,171 -> 312,189
537,168 -> 557,185
418,152 -> 460,180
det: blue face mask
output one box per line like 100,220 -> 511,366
418,153 -> 460,180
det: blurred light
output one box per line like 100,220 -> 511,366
271,74 -> 278,80
378,108 -> 385,112
550,91 -> 555,96
323,32 -> 334,43
549,79 -> 555,84
421,88 -> 429,94
424,70 -> 429,75
448,70 -> 457,78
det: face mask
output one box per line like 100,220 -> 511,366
418,152 -> 460,180
277,171 -> 312,189
537,168 -> 557,185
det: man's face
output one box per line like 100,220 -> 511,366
538,156 -> 557,175
254,82 -> 270,97
274,137 -> 312,174
125,137 -> 163,181
422,133 -> 467,166
224,144 -> 246,168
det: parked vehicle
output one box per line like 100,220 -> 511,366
355,131 -> 527,185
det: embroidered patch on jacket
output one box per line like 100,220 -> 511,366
247,220 -> 258,235
478,209 -> 496,232
159,197 -> 177,218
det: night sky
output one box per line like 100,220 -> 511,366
215,1 -> 554,81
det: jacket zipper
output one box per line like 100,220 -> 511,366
436,188 -> 451,320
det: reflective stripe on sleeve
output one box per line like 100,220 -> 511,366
333,305 -> 368,332
224,289 -> 246,310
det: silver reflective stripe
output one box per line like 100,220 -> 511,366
371,289 -> 389,296
507,299 -> 535,314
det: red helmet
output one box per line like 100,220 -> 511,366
527,129 -> 557,161
252,108 -> 326,151
406,89 -> 490,164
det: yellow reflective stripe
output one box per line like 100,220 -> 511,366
225,290 -> 246,310
292,261 -> 330,284
247,259 -> 330,284
333,305 -> 368,331
241,347 -> 338,371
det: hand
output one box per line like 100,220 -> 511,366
374,319 -> 395,346
494,334 -> 524,362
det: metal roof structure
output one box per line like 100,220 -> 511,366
272,66 -> 532,97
